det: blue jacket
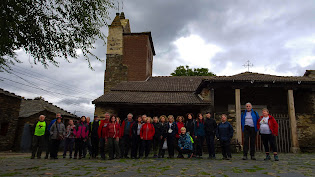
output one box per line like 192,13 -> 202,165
178,133 -> 193,150
216,122 -> 233,141
48,119 -> 57,131
194,121 -> 205,137
241,109 -> 259,132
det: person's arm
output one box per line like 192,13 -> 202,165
229,123 -> 234,139
140,125 -> 144,139
216,124 -> 220,140
152,124 -> 155,138
98,121 -> 103,138
50,123 -> 54,135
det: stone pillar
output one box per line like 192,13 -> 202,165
235,89 -> 242,145
287,89 -> 300,153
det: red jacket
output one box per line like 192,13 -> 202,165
140,123 -> 155,140
176,122 -> 185,139
105,122 -> 121,138
257,115 -> 279,136
98,119 -> 110,138
121,119 -> 134,137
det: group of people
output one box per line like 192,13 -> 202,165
31,102 -> 279,161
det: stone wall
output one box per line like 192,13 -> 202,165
94,104 -> 117,120
0,94 -> 21,151
297,114 -> 315,152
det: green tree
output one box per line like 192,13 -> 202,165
0,0 -> 115,71
171,65 -> 216,76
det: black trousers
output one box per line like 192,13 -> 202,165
45,137 -> 51,158
243,125 -> 256,156
158,138 -> 166,157
196,136 -> 205,156
63,138 -> 75,157
141,140 -> 152,157
131,135 -> 141,158
220,140 -> 231,158
175,138 -> 182,157
31,135 -> 45,158
167,135 -> 175,157
179,149 -> 193,157
152,136 -> 160,156
99,137 -> 107,159
91,136 -> 99,158
50,139 -> 61,158
83,138 -> 92,157
122,134 -> 132,157
261,134 -> 277,153
205,134 -> 215,157
74,138 -> 84,158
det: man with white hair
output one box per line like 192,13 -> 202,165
121,113 -> 135,158
241,103 -> 260,160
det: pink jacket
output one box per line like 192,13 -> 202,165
73,122 -> 89,139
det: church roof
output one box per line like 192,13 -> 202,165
19,98 -> 77,118
93,71 -> 315,105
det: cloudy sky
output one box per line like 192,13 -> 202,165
1,0 -> 315,118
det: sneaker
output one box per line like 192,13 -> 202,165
274,155 -> 279,161
264,155 -> 271,160
242,156 -> 248,160
251,156 -> 256,160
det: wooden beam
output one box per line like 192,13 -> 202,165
287,89 -> 300,153
235,89 -> 242,145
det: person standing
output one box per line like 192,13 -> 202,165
185,113 -> 195,156
63,119 -> 76,158
166,115 -> 178,158
216,114 -> 233,160
45,113 -> 60,159
140,117 -> 155,158
106,115 -> 121,160
73,116 -> 89,159
241,103 -> 260,160
120,113 -> 135,158
257,108 -> 279,161
98,113 -> 110,160
31,115 -> 48,159
131,116 -> 143,159
194,113 -> 205,158
49,116 -> 66,159
83,117 -> 92,158
91,115 -> 100,159
158,115 -> 168,158
152,116 -> 161,158
204,112 -> 217,159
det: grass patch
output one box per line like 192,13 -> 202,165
199,171 -> 211,175
244,165 -> 265,172
97,167 -> 107,172
0,172 -> 22,176
232,167 -> 243,173
71,167 -> 81,170
157,166 -> 171,173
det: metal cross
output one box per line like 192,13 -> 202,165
243,60 -> 254,72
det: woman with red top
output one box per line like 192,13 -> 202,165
106,115 -> 121,160
257,108 -> 279,161
176,116 -> 185,158
140,117 -> 155,158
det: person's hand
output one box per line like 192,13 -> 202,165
195,136 -> 197,139
116,137 -> 119,142
140,137 -> 143,140
181,147 -> 183,150
160,136 -> 163,140
105,138 -> 108,142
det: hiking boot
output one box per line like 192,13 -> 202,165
251,156 -> 256,160
264,154 -> 271,160
242,156 -> 248,160
274,155 -> 279,161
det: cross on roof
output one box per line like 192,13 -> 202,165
243,60 -> 254,72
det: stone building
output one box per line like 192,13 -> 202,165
0,89 -> 22,151
93,13 -> 315,152
16,97 -> 78,151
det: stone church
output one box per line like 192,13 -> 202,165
93,13 -> 315,152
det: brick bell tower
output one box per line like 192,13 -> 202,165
104,12 -> 155,93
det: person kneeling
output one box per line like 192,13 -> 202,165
216,114 -> 233,160
178,127 -> 194,158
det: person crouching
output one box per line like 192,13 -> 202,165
216,114 -> 233,160
178,127 -> 193,158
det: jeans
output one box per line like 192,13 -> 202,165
31,135 -> 45,158
243,125 -> 256,156
99,137 -> 107,159
83,138 -> 92,158
205,134 -> 215,157
63,138 -> 75,157
261,134 -> 277,153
